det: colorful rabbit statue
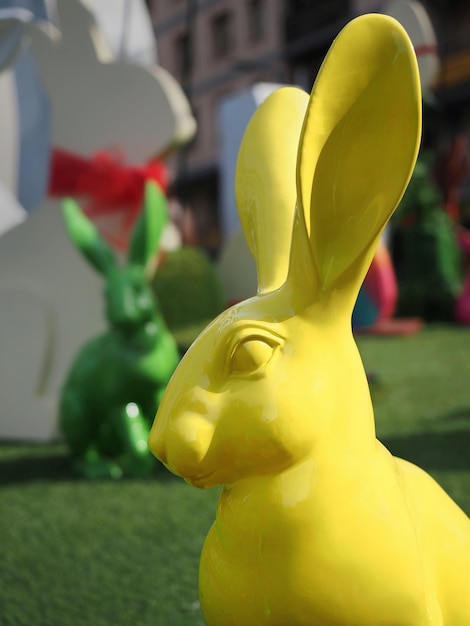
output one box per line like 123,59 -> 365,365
61,182 -> 180,479
149,14 -> 470,626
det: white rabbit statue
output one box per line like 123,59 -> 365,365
149,13 -> 470,626
0,0 -> 195,441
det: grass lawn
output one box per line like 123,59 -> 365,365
1,324 -> 469,626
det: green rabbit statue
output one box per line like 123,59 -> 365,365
60,182 -> 180,479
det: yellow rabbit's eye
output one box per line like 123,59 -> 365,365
230,337 -> 276,376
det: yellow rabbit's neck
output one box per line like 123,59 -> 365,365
209,435 -> 383,579
284,308 -> 378,456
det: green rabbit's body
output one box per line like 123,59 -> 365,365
60,183 -> 180,479
61,325 -> 177,449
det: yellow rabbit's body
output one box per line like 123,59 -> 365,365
186,316 -> 470,625
150,14 -> 470,626
202,447 -> 470,625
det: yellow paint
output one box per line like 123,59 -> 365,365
149,13 -> 470,626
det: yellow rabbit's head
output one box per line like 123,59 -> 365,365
149,14 -> 422,488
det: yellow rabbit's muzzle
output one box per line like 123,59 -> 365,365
153,411 -> 215,481
149,356 -> 222,484
148,314 -> 219,475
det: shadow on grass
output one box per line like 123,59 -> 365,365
382,407 -> 470,472
443,407 -> 470,422
0,448 -> 74,485
0,443 -> 179,487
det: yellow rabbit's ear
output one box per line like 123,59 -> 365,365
235,87 -> 309,294
295,14 -> 421,300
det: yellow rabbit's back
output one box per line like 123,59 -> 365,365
396,456 -> 470,622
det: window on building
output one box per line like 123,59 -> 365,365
211,11 -> 234,57
187,105 -> 199,148
248,0 -> 265,41
175,31 -> 192,80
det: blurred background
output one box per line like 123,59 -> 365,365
147,0 -> 470,255
0,0 -> 469,456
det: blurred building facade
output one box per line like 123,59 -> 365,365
147,0 -> 470,252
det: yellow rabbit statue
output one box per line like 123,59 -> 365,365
149,13 -> 470,626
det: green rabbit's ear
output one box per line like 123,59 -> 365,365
294,14 -> 421,302
62,198 -> 116,274
235,87 -> 309,294
128,181 -> 168,268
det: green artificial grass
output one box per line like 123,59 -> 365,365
0,451 -> 218,626
1,324 -> 470,625
358,325 -> 470,512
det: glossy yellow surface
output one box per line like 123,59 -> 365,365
149,14 -> 470,626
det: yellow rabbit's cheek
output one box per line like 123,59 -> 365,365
210,374 -> 296,480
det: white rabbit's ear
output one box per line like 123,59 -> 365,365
294,14 -> 421,303
235,87 -> 309,294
